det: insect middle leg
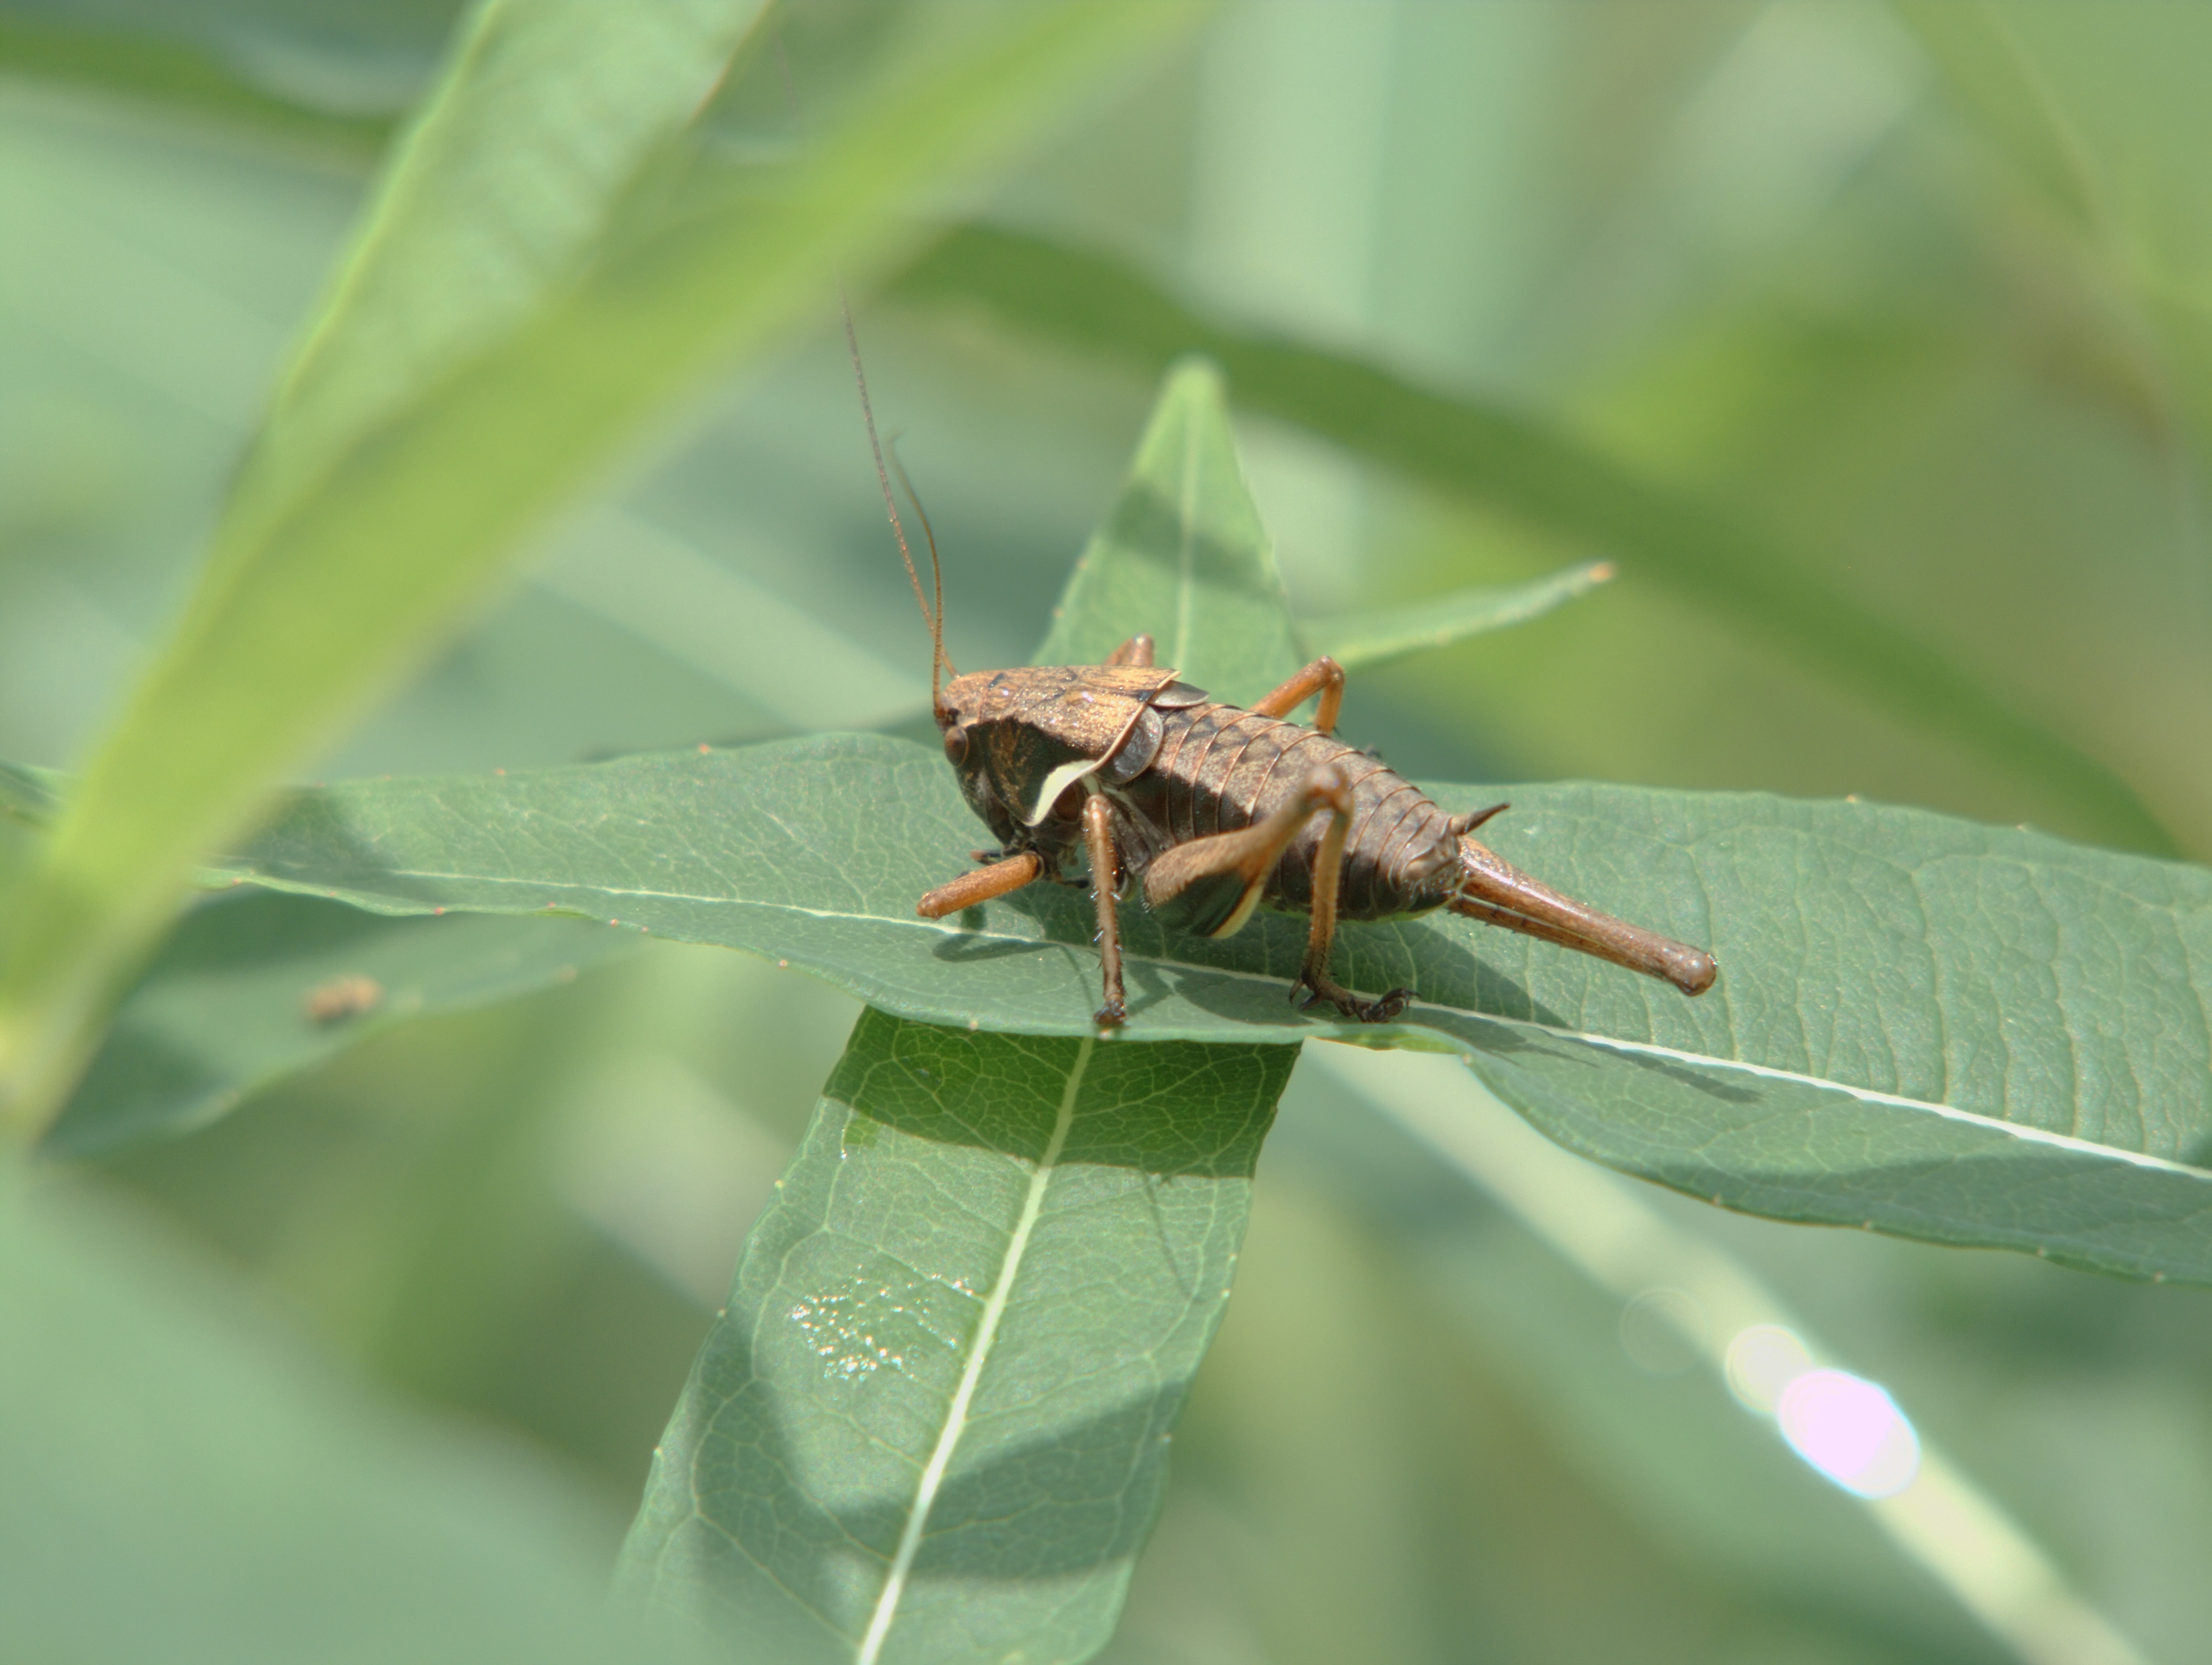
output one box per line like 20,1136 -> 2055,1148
1081,787 -> 1127,1027
1252,655 -> 1345,734
1141,762 -> 1410,1023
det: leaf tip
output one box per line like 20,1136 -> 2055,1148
1162,352 -> 1228,405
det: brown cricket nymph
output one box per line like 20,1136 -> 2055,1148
916,641 -> 1717,1027
842,304 -> 1715,1029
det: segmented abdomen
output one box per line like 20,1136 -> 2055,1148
1112,703 -> 1461,920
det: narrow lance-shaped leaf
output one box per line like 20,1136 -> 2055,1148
0,1 -> 1203,1142
623,356 -> 1303,1663
1033,356 -> 1302,705
1302,559 -> 1613,675
616,1012 -> 1294,1662
224,0 -> 775,552
189,740 -> 2212,1282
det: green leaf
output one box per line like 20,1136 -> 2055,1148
0,0 -> 1203,1142
175,739 -> 2212,1284
0,13 -> 399,155
1032,357 -> 1302,705
1302,559 -> 1613,675
0,761 -> 62,831
234,0 -> 774,539
0,1165 -> 682,1665
43,894 -> 639,1160
616,1008 -> 1293,1661
619,357 -> 1299,1659
888,222 -> 2173,857
1895,3 -> 2212,548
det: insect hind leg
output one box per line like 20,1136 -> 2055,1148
1140,763 -> 1410,1024
1284,765 -> 1410,1022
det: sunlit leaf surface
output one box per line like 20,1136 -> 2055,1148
11,11 -> 2211,1663
189,736 -> 2212,1281
618,1010 -> 1289,1661
620,346 -> 1291,1662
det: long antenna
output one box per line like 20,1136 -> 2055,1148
886,436 -> 952,681
842,294 -> 946,701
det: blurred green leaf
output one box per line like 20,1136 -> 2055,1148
1895,2 -> 2212,289
1885,3 -> 2104,232
1304,1047 -> 2130,1665
0,761 -> 61,830
1033,356 -> 1302,705
888,221 -> 2174,858
234,0 -> 775,537
43,894 -> 639,1159
1303,559 -> 1613,675
0,0 -> 1202,1141
616,1007 -> 1292,1661
0,1164 -> 680,1665
1896,2 -> 2212,522
0,13 -> 397,154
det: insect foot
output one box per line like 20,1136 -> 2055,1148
1094,997 -> 1128,1031
1291,972 -> 1412,1024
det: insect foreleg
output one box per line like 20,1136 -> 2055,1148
1081,788 -> 1128,1027
916,850 -> 1045,919
1252,656 -> 1346,735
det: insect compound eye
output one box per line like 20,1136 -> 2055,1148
942,725 -> 969,765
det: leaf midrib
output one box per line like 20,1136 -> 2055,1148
229,860 -> 2212,1172
1540,1022 -> 2212,1179
853,1037 -> 1094,1665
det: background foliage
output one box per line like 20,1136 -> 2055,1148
4,3 -> 2212,1663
